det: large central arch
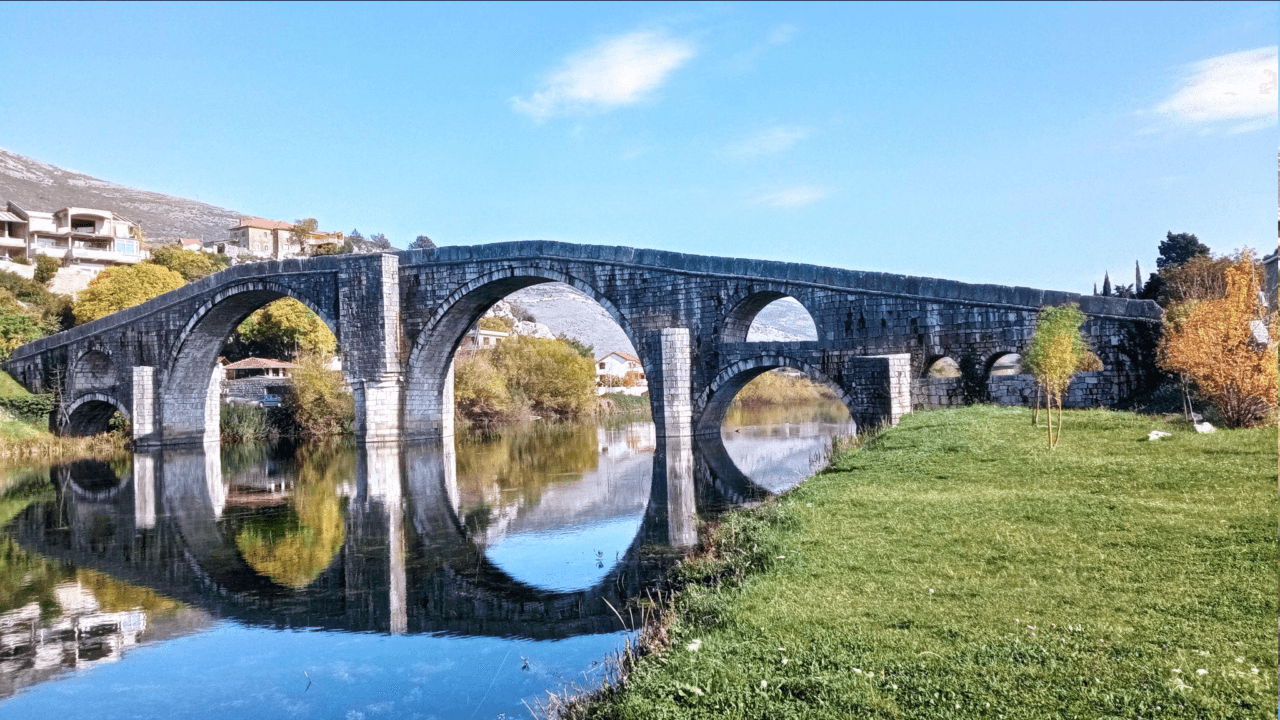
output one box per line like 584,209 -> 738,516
161,280 -> 339,445
402,266 -> 645,440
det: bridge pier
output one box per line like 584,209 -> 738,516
132,366 -> 159,446
656,328 -> 693,438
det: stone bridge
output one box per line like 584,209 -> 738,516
3,242 -> 1162,444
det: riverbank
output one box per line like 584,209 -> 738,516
565,406 -> 1277,718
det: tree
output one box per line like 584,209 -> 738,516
34,255 -> 60,285
291,218 -> 319,247
147,244 -> 229,281
368,233 -> 392,249
0,287 -> 56,360
493,336 -> 597,419
453,351 -> 514,421
557,333 -> 594,359
1159,256 -> 1277,428
1157,254 -> 1231,307
234,298 -> 337,360
285,353 -> 354,438
1024,304 -> 1087,448
74,264 -> 185,325
1156,232 -> 1211,269
410,235 -> 437,250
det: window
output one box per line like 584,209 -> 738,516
115,240 -> 138,255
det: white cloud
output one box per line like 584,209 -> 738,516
1153,46 -> 1277,133
511,31 -> 696,120
728,126 -> 808,158
754,185 -> 829,209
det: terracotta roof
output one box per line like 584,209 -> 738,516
598,351 -> 641,364
222,357 -> 297,370
232,217 -> 293,231
180,238 -> 202,247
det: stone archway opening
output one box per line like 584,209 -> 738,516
403,271 -> 646,440
63,396 -> 126,437
987,353 -> 1025,376
164,285 -> 342,445
924,356 -> 962,378
697,358 -> 856,496
722,291 -> 819,343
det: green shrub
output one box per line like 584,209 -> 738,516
220,403 -> 276,442
33,255 -> 60,285
10,256 -> 29,266
285,354 -> 354,438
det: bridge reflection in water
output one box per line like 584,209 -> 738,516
0,416 -> 850,712
4,425 -> 845,645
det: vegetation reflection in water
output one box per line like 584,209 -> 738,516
0,403 -> 853,718
228,443 -> 350,588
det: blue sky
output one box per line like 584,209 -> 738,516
0,1 -> 1275,292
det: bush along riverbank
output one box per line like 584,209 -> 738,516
562,405 -> 1277,719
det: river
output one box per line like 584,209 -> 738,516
0,403 -> 853,719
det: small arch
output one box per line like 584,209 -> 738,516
63,393 -> 128,437
721,290 -> 819,343
986,352 -> 1025,377
71,348 -> 118,390
923,356 -> 961,379
697,355 -> 858,436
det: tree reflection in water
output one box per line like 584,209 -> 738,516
230,443 -> 350,588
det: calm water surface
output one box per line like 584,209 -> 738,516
0,404 -> 852,719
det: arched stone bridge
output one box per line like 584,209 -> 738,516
3,242 -> 1162,444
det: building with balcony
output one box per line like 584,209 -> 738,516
0,202 -> 145,271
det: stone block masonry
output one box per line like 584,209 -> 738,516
5,241 -> 1163,444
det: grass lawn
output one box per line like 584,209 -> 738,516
580,406 -> 1277,719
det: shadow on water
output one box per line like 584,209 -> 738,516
0,405 -> 852,717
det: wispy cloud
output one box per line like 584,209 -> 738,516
731,24 -> 799,71
754,185 -> 829,209
511,31 -> 696,120
728,125 -> 808,158
1150,46 -> 1277,134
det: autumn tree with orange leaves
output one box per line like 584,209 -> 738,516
1159,255 -> 1277,428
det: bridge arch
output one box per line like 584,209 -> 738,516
695,355 -> 858,436
70,348 -> 119,391
63,392 -> 127,437
162,280 -> 339,444
403,266 -> 644,439
719,287 -> 820,343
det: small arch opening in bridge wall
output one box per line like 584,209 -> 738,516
987,353 -> 1024,376
924,356 -> 961,378
723,292 -> 819,343
63,394 -> 127,437
404,271 -> 646,439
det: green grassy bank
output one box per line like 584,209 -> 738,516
574,406 -> 1277,719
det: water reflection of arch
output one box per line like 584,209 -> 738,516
7,439 -> 697,640
400,439 -> 667,637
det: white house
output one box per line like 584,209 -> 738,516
595,351 -> 646,383
459,327 -> 509,350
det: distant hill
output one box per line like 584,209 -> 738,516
0,147 -> 240,244
0,146 -> 815,351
